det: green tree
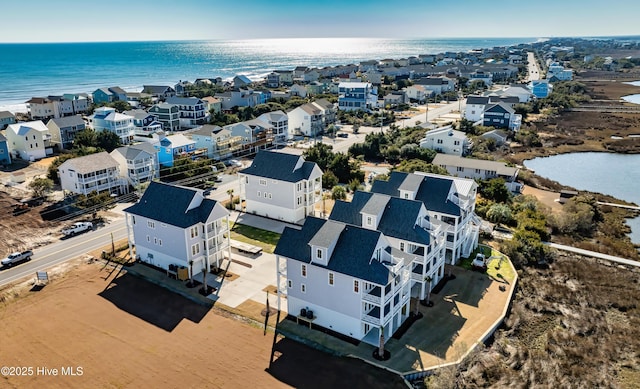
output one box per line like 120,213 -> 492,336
479,178 -> 511,203
393,159 -> 448,175
322,171 -> 339,189
28,177 -> 53,198
486,203 -> 512,227
348,178 -> 362,193
74,128 -> 98,148
331,186 -> 346,200
96,130 -> 122,152
48,154 -> 78,184
110,100 -> 132,112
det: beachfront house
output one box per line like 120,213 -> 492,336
142,85 -> 176,101
287,103 -> 324,138
5,120 -> 53,161
464,95 -> 490,122
25,95 -> 88,120
432,154 -> 522,192
58,152 -> 127,196
275,217 -> 412,346
329,190 -> 447,302
88,107 -> 135,144
123,181 -> 232,278
92,87 -> 127,105
338,82 -> 377,112
110,143 -> 159,189
202,96 -> 222,115
0,133 -> 11,166
155,133 -> 197,167
233,75 -> 252,89
148,103 -> 180,132
530,80 -> 551,99
0,111 -> 16,130
189,124 -> 240,160
238,150 -> 322,224
413,77 -> 455,95
166,96 -> 209,129
419,125 -> 470,156
371,171 -> 479,263
46,115 -> 86,150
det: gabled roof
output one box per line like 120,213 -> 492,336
330,191 -> 431,245
432,154 -> 519,177
47,115 -> 85,128
485,102 -> 515,114
275,217 -> 391,285
371,171 -> 462,216
0,133 -> 7,142
234,75 -> 252,84
160,134 -> 194,148
424,126 -> 468,141
7,120 -> 49,136
0,111 -> 15,119
58,151 -> 118,174
466,95 -> 490,105
123,109 -> 155,120
257,110 -> 288,123
189,124 -> 223,137
166,96 -> 204,106
109,86 -> 127,95
111,145 -> 154,161
142,85 -> 175,94
124,181 -> 224,228
239,150 -> 320,183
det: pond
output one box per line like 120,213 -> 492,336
524,152 -> 640,245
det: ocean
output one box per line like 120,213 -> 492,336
0,37 -> 535,110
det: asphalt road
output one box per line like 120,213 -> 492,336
0,218 -> 128,287
527,51 -> 541,81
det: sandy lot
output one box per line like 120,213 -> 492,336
0,259 -> 405,389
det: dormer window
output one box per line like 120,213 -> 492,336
366,216 -> 372,226
316,249 -> 322,259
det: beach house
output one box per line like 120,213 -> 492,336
419,125 -> 470,156
275,217 -> 412,346
0,111 -> 16,130
155,133 -> 197,167
432,154 -> 521,192
238,150 -> 322,224
123,109 -> 162,136
123,181 -> 231,277
110,143 -> 159,189
371,171 -> 479,263
0,133 -> 11,165
92,87 -> 127,105
88,107 -> 135,144
148,103 -> 180,131
255,111 -> 289,143
338,82 -> 377,112
46,115 -> 86,150
5,120 -> 53,161
189,124 -> 240,160
58,152 -> 127,196
165,96 -> 209,129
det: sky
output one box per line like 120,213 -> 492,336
1,0 -> 638,43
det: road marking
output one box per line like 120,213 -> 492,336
32,225 -> 128,262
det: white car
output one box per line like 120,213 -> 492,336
472,253 -> 487,271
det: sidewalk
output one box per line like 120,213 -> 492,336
229,210 -> 301,234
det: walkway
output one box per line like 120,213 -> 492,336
544,242 -> 640,267
596,201 -> 640,211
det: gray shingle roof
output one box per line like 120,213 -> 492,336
124,181 -> 221,228
275,217 -> 391,285
0,111 -> 15,119
166,96 -> 204,106
239,150 -> 319,183
47,115 -> 85,128
371,172 -> 461,216
58,151 -> 118,174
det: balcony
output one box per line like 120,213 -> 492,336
362,306 -> 381,326
362,286 -> 381,304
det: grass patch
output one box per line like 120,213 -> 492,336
230,224 -> 281,253
486,248 -> 516,283
459,245 -> 492,271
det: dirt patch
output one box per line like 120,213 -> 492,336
522,185 -> 562,214
0,258 -> 406,388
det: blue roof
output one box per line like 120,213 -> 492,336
371,172 -> 461,216
239,150 -> 319,183
330,191 -> 431,245
275,217 -> 391,285
124,181 -> 221,228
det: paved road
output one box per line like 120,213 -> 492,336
0,217 -> 128,287
527,52 -> 541,82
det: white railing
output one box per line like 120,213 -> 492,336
362,313 -> 380,326
362,293 -> 381,304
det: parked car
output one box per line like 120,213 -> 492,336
471,253 -> 487,271
61,222 -> 94,237
1,250 -> 33,267
337,133 -> 348,138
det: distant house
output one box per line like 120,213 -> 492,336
419,125 -> 470,156
274,70 -> 294,86
371,171 -> 479,263
338,82 -> 377,112
202,96 -> 222,114
480,129 -> 509,146
166,97 -> 209,129
482,102 -> 521,130
110,143 -> 159,189
289,84 -> 308,98
25,95 -> 88,120
288,103 -> 324,137
233,75 -> 253,89
155,134 -> 196,167
174,80 -> 193,96
124,92 -> 153,108
414,77 -> 455,95
189,124 -> 240,160
87,107 -> 135,144
547,63 -> 573,81
217,89 -> 260,109
92,87 -> 127,105
529,80 -> 551,98
148,103 -> 180,131
0,133 -> 11,165
0,111 -> 16,130
494,85 -> 532,103
432,154 -> 521,192
468,71 -> 493,87
255,110 -> 289,143
5,121 -> 53,161
142,85 -> 176,101
266,72 -> 281,88
58,152 -> 127,196
405,85 -> 433,103
238,150 -> 322,224
123,181 -> 231,276
123,109 -> 162,136
464,95 -> 490,122
46,115 -> 86,150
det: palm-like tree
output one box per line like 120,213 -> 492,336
226,189 -> 234,210
424,276 -> 433,306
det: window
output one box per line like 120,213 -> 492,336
366,216 -> 372,226
257,191 -> 261,197
268,193 -> 272,199
191,243 -> 200,256
297,196 -> 302,205
147,221 -> 155,229
400,242 -> 405,252
454,140 -> 460,145
316,249 -> 322,259
288,279 -> 292,288
328,272 -> 334,286
354,280 -> 359,293
457,167 -> 464,172
301,264 -> 307,277
475,169 -> 481,174
437,139 -> 443,144
132,216 -> 136,225
146,235 -> 150,242
259,179 -> 267,186
301,284 -> 306,293
190,226 -> 199,238
159,239 -> 162,246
